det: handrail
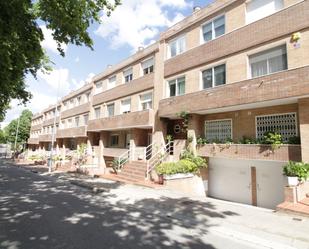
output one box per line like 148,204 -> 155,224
146,141 -> 173,179
117,149 -> 130,171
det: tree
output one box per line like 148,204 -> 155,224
0,0 -> 120,121
4,110 -> 33,149
0,129 -> 6,144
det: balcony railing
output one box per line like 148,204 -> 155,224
56,126 -> 87,138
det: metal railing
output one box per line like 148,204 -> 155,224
116,149 -> 130,171
146,141 -> 173,179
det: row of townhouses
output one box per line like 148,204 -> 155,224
27,0 -> 309,209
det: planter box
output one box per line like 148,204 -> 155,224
163,174 -> 206,197
163,173 -> 194,180
287,176 -> 299,187
197,144 -> 301,162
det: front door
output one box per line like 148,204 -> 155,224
167,119 -> 187,140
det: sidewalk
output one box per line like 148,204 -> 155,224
9,160 -> 309,249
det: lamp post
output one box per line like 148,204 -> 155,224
48,69 -> 61,173
14,116 -> 21,153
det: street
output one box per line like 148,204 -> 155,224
0,160 -> 309,249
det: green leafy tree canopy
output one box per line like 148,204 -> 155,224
0,0 -> 121,121
4,109 -> 33,149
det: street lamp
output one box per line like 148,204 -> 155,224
48,69 -> 61,173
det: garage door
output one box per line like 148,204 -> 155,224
208,158 -> 286,209
208,158 -> 252,206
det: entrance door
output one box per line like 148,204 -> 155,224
125,133 -> 131,149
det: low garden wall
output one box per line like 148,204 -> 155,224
197,144 -> 301,162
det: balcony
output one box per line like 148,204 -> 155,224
43,117 -> 60,126
164,0 -> 308,77
61,103 -> 90,119
30,123 -> 42,131
27,137 -> 39,145
159,66 -> 309,118
87,109 -> 154,131
197,144 -> 301,162
38,134 -> 53,142
92,73 -> 154,106
56,126 -> 87,139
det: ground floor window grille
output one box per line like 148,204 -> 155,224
256,113 -> 297,142
205,119 -> 232,142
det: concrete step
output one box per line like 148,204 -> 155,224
116,174 -> 145,182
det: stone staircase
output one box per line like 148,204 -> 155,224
117,161 -> 147,182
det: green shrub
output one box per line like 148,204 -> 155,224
180,149 -> 207,168
283,161 -> 309,181
155,159 -> 199,175
260,131 -> 283,150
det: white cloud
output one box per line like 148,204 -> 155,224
37,68 -> 70,96
72,72 -> 95,89
95,0 -> 191,51
40,25 -> 68,54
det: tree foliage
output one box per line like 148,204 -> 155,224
4,110 -> 33,148
0,0 -> 120,121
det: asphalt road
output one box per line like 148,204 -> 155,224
0,160 -> 268,249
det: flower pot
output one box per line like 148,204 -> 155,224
158,174 -> 164,185
287,176 -> 298,187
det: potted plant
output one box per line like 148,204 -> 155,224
283,161 -> 309,186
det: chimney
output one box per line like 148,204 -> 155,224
193,6 -> 201,12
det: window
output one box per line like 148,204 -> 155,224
110,135 -> 119,147
95,82 -> 103,94
75,116 -> 79,127
70,99 -> 74,108
249,45 -> 287,78
85,92 -> 90,102
108,76 -> 116,89
77,96 -> 81,105
140,92 -> 153,110
168,36 -> 186,58
168,77 -> 185,97
202,64 -> 226,89
94,106 -> 101,119
256,113 -> 297,142
142,57 -> 154,75
83,114 -> 89,125
123,68 -> 133,83
202,15 -> 225,43
61,120 -> 65,129
205,119 -> 232,142
121,98 -> 131,114
67,119 -> 72,128
107,103 -> 115,117
246,0 -> 283,24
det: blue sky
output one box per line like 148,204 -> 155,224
1,0 -> 213,128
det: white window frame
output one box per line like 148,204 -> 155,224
255,112 -> 298,142
121,98 -> 131,114
201,63 -> 226,90
106,102 -> 115,117
94,106 -> 101,119
108,75 -> 116,90
248,44 -> 287,79
205,119 -> 233,142
83,114 -> 89,125
123,67 -> 133,83
141,57 -> 154,75
95,81 -> 103,94
200,15 -> 225,44
168,35 -> 186,59
166,76 -> 186,97
139,91 -> 153,110
75,116 -> 80,127
246,0 -> 284,24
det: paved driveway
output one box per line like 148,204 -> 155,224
0,160 -> 309,249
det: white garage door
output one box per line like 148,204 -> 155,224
208,158 -> 286,209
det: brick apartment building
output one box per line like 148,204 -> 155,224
28,0 -> 309,209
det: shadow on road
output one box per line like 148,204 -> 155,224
0,160 -> 239,249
